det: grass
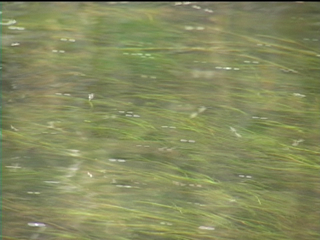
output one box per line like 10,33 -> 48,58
2,2 -> 320,240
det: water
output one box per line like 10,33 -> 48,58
2,2 -> 320,240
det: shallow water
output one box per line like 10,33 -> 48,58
2,2 -> 320,240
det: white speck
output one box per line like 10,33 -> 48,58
180,139 -> 188,142
204,9 -> 213,13
10,125 -> 19,131
230,127 -> 236,132
27,191 -> 41,194
87,172 -> 93,178
11,42 -> 20,46
190,112 -> 198,118
185,26 -> 194,30
235,132 -> 242,138
192,5 -> 201,9
1,19 -> 17,25
293,93 -> 305,98
196,26 -> 205,30
198,226 -> 215,230
28,222 -> 46,227
88,93 -> 94,101
44,181 -> 60,184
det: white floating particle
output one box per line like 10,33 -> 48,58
230,127 -> 236,132
109,158 -> 117,162
198,226 -> 215,230
125,114 -> 133,117
180,139 -> 188,142
44,181 -> 60,184
52,50 -> 58,53
11,42 -> 20,46
133,114 -> 140,118
215,66 -> 222,69
196,26 -> 205,30
28,223 -> 46,227
117,159 -> 126,162
233,68 -> 240,70
58,50 -> 65,53
192,5 -> 201,9
204,9 -> 213,13
8,26 -> 25,30
162,126 -> 168,128
88,93 -> 94,101
174,2 -> 182,6
185,26 -> 194,30
118,111 -> 125,113
188,139 -> 196,143
190,112 -> 198,118
246,175 -> 252,178
27,191 -> 40,194
239,175 -> 245,178
69,39 -> 76,42
169,126 -> 176,129
235,132 -> 242,138
60,38 -> 67,41
293,93 -> 305,97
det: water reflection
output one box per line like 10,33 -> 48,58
2,2 -> 320,240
